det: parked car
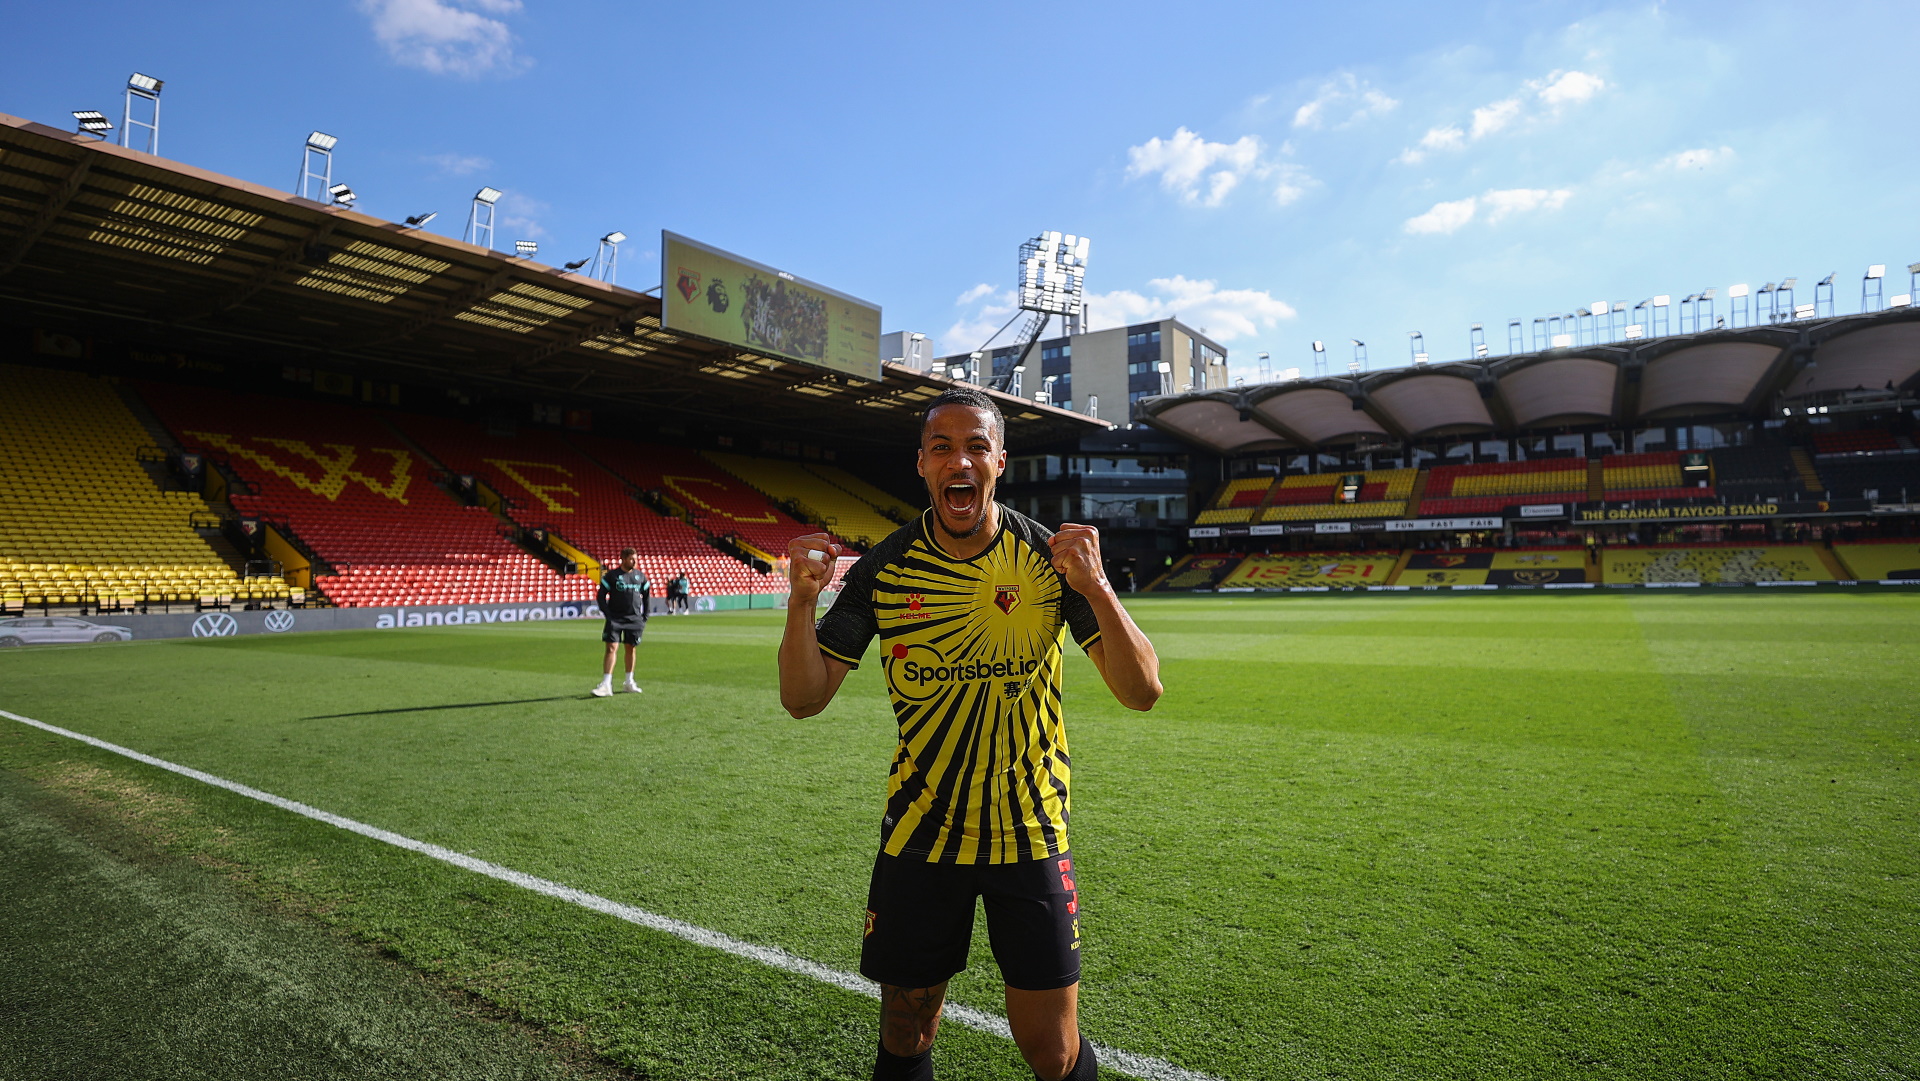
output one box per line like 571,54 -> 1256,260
0,617 -> 134,646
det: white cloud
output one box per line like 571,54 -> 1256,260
941,289 -> 1017,358
1270,163 -> 1315,207
1292,73 -> 1398,130
1535,69 -> 1606,107
955,282 -> 997,305
1469,98 -> 1523,139
1404,187 -> 1572,235
495,191 -> 549,241
423,152 -> 491,176
358,0 -> 527,78
1481,187 -> 1571,222
1126,128 -> 1262,207
1662,145 -> 1735,170
1396,124 -> 1465,165
1404,196 -> 1479,235
1125,128 -> 1315,208
1085,276 -> 1296,341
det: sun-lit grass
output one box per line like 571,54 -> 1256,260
2,593 -> 1916,1079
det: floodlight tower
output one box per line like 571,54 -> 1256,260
1507,319 -> 1523,354
1349,339 -> 1366,373
1775,278 -> 1797,322
121,73 -> 162,155
465,187 -> 503,250
1257,351 -> 1271,383
1470,323 -> 1488,359
589,231 -> 625,284
986,231 -> 1089,392
1311,340 -> 1327,377
1408,331 -> 1427,366
297,132 -> 337,201
1814,274 -> 1835,317
1862,265 -> 1885,312
1729,283 -> 1750,328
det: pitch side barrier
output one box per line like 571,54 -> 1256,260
8,593 -> 836,645
1201,581 -> 1920,596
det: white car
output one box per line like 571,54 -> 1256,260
0,617 -> 134,646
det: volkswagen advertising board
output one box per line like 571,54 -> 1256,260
660,231 -> 882,381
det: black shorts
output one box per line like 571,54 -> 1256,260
860,849 -> 1082,991
601,619 -> 644,645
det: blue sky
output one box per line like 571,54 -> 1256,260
3,1 -> 1915,383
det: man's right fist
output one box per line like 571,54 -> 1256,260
787,533 -> 841,599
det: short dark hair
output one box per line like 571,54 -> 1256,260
919,387 -> 1005,446
619,547 -> 636,558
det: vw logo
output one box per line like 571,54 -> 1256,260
263,611 -> 296,633
191,613 -> 239,638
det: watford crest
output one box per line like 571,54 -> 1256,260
993,585 -> 1021,614
675,267 -> 701,302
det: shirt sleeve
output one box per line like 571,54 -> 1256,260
1059,574 -> 1103,652
813,553 -> 880,667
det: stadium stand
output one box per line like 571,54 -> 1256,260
806,463 -> 919,527
1833,541 -> 1920,581
1709,445 -> 1807,501
0,364 -> 257,611
394,414 -> 767,599
1599,451 -> 1713,502
1599,545 -> 1835,584
1147,554 -> 1245,590
137,383 -> 576,608
1418,459 -> 1587,516
1194,477 -> 1272,524
1399,549 -> 1590,586
567,434 -> 811,592
1218,552 -> 1399,588
1811,429 -> 1901,455
1249,469 -> 1413,522
702,452 -> 899,549
1807,456 -> 1920,502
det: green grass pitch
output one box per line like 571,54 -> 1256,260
2,593 -> 1916,1080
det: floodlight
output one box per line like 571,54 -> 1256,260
1759,283 -> 1774,294
404,211 -> 437,227
1909,263 -> 1920,275
1794,304 -> 1815,319
1866,264 -> 1885,279
1729,283 -> 1749,298
1591,299 -> 1608,314
1413,352 -> 1430,365
327,183 -> 355,205
1613,302 -> 1627,313
1351,339 -> 1363,347
306,131 -> 337,151
1702,288 -> 1717,300
1624,325 -> 1644,340
515,240 -> 539,256
1258,351 -> 1270,361
1550,333 -> 1573,348
1575,308 -> 1590,318
950,365 -> 967,378
128,73 -> 163,93
72,110 -> 111,133
1312,341 -> 1325,352
1653,295 -> 1670,306
1780,277 -> 1797,289
475,186 -> 503,205
1818,273 -> 1835,286
1012,363 -> 1027,373
1893,294 -> 1914,308
602,231 -> 627,244
1156,362 -> 1171,373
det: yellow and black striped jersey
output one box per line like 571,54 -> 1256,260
815,506 -> 1102,865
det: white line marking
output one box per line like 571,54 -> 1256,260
2,708 -> 1218,1081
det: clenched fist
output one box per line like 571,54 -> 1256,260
787,533 -> 841,605
1047,522 -> 1109,596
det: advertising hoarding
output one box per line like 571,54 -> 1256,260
661,231 -> 881,381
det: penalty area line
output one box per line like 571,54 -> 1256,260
0,708 -> 1218,1081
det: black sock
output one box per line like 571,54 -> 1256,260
874,1039 -> 934,1081
1059,1034 -> 1098,1081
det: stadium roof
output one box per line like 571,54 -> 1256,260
0,113 -> 1103,451
1137,308 -> 1920,456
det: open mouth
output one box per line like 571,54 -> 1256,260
940,481 -> 979,519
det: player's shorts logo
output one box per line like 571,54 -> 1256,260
994,584 -> 1020,614
864,908 -> 877,938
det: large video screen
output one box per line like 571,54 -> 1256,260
661,232 -> 881,381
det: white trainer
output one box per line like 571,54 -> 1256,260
592,681 -> 613,698
622,678 -> 643,694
